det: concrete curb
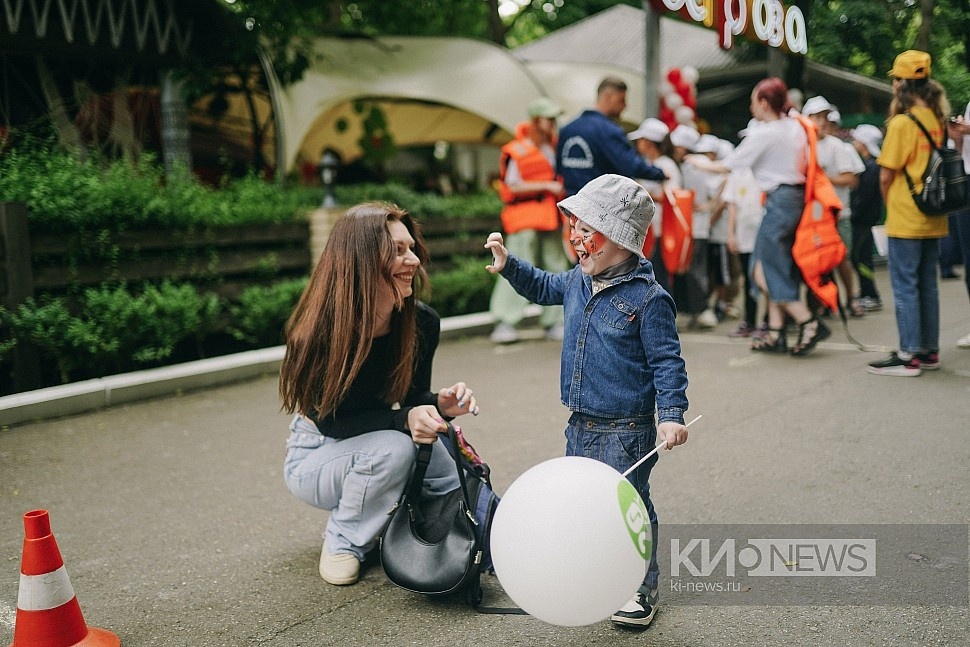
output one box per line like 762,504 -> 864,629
0,307 -> 538,428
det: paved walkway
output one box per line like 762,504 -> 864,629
1,268 -> 968,646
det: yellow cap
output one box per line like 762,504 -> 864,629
888,50 -> 931,80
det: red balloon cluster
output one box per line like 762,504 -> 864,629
659,66 -> 699,132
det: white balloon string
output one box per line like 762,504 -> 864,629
621,414 -> 702,478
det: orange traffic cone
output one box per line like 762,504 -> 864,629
11,509 -> 120,647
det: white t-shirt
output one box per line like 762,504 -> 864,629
636,155 -> 681,235
816,135 -> 865,217
683,164 -> 728,241
721,167 -> 764,253
724,118 -> 807,193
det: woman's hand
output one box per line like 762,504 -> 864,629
407,405 -> 446,444
485,233 -> 508,273
657,421 -> 688,449
437,382 -> 479,418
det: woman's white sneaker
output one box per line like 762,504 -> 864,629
319,542 -> 360,585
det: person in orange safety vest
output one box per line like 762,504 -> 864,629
489,97 -> 571,344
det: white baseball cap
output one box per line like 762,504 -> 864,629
627,118 -> 670,143
670,124 -> 701,150
716,139 -> 735,160
802,95 -> 834,116
693,134 -> 720,154
850,124 -> 883,157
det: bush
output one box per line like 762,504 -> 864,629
0,296 -> 109,384
0,138 -> 319,234
81,282 -> 221,368
427,257 -> 497,318
0,281 -> 221,384
227,278 -> 308,346
0,138 -> 502,393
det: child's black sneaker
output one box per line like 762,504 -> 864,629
867,352 -> 921,377
611,588 -> 658,629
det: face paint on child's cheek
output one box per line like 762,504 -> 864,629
583,231 -> 607,257
568,216 -> 582,248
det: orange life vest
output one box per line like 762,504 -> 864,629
497,123 -> 562,234
791,114 -> 846,312
659,187 -> 695,275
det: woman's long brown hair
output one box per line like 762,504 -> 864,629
889,78 -> 951,124
279,202 -> 429,418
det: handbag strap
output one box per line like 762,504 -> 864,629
406,422 -> 475,521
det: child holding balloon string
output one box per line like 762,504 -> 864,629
485,173 -> 690,629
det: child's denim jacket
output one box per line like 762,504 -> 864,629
500,255 -> 688,425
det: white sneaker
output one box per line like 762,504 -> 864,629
545,323 -> 564,341
489,322 -> 519,344
695,309 -> 719,329
319,542 -> 360,585
957,333 -> 970,349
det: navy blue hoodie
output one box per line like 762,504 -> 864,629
557,110 -> 666,196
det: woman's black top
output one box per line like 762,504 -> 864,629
308,302 -> 440,438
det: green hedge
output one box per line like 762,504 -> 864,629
0,141 -> 503,393
0,137 -> 501,235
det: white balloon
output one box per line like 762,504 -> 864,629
490,457 -> 650,627
664,92 -> 684,110
681,65 -> 700,86
659,80 -> 674,97
675,105 -> 695,124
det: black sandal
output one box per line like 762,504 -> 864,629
751,327 -> 787,353
790,317 -> 831,356
848,298 -> 865,317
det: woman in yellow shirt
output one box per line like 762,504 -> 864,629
868,50 -> 951,377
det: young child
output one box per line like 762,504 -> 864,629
485,173 -> 689,629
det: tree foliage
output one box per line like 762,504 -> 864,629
805,0 -> 968,109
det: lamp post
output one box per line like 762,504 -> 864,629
317,151 -> 339,208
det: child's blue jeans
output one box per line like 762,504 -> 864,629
565,412 -> 660,593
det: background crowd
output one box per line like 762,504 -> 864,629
490,51 -> 970,377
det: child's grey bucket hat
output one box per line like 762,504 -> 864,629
557,174 -> 655,259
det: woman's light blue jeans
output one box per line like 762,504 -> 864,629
565,413 -> 660,594
283,414 -> 460,560
887,237 -> 940,354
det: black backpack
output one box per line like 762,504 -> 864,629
902,113 -> 969,216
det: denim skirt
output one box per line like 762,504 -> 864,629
752,184 -> 804,303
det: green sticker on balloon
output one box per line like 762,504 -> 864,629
617,480 -> 651,560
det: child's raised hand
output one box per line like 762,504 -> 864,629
484,232 -> 508,273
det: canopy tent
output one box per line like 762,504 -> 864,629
268,7 -> 766,173
271,36 -> 551,173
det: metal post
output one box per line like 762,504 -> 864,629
643,2 -> 661,119
160,71 -> 193,177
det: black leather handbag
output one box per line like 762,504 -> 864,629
380,423 -> 482,598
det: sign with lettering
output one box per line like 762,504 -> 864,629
649,0 -> 807,55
